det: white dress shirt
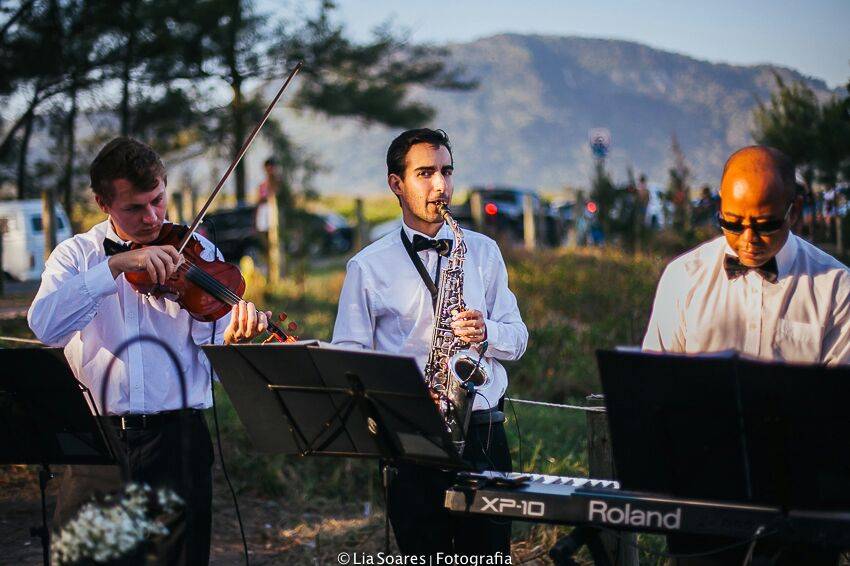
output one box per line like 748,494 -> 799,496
332,221 -> 528,410
28,219 -> 229,415
642,234 -> 850,364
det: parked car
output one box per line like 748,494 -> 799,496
196,205 -> 353,263
457,187 -> 562,246
370,188 -> 564,246
549,199 -> 576,240
0,199 -> 72,281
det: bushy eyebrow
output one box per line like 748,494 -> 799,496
413,165 -> 453,172
123,190 -> 164,209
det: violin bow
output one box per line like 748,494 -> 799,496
177,61 -> 303,254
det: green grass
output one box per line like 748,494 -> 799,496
316,194 -> 401,226
505,247 -> 663,398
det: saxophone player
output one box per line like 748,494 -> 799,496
332,128 -> 528,556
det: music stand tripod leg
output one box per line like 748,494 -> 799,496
381,464 -> 397,554
29,463 -> 54,566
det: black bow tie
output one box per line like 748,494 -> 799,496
412,234 -> 453,256
724,255 -> 779,283
104,238 -> 133,256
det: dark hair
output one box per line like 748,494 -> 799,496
90,137 -> 166,204
264,157 -> 278,167
386,128 -> 452,178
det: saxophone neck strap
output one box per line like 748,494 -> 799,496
399,228 -> 442,312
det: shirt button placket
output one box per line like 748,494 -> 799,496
127,290 -> 143,413
743,276 -> 759,355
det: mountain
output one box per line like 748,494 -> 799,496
266,33 -> 839,195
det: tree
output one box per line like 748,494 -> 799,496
191,0 -> 473,204
1,0 -> 472,227
1,0 -> 65,197
1,0 -> 222,202
752,74 -> 820,187
666,133 -> 691,232
813,94 -> 850,187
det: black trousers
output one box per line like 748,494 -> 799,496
54,411 -> 214,566
386,419 -> 512,557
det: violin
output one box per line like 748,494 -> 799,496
123,62 -> 303,343
123,224 -> 297,342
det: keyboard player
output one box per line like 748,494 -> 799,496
642,146 -> 850,564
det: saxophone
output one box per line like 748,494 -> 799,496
423,203 -> 489,454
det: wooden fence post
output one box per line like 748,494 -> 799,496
355,197 -> 366,252
470,191 -> 484,233
268,189 -> 283,284
523,193 -> 536,251
170,192 -> 183,223
181,182 -> 196,222
586,404 -> 639,565
42,188 -> 57,262
0,218 -> 6,297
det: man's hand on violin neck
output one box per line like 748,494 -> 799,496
108,245 -> 183,284
224,300 -> 272,345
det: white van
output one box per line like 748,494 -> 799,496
0,200 -> 72,281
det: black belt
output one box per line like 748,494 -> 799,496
103,409 -> 203,431
470,407 -> 505,426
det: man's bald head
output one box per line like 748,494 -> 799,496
719,145 -> 800,267
720,146 -> 796,203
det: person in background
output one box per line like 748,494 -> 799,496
254,157 -> 281,237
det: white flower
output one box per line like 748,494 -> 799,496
51,483 -> 183,565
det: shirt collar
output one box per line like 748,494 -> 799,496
722,232 -> 798,281
106,218 -> 132,246
401,220 -> 451,244
773,233 -> 798,280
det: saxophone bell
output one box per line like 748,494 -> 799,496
449,351 -> 488,389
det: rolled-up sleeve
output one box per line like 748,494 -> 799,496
28,243 -> 117,346
482,243 -> 528,361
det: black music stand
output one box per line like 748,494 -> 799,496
202,342 -> 468,553
0,347 -> 115,566
202,342 -> 465,467
597,349 -> 850,509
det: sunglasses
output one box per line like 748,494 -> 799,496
716,203 -> 793,236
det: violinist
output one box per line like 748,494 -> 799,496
27,137 -> 269,565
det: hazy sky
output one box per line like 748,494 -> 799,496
314,0 -> 850,89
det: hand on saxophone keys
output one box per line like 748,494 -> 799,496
451,309 -> 487,344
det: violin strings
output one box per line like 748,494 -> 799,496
169,259 -> 241,302
164,259 -> 289,338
